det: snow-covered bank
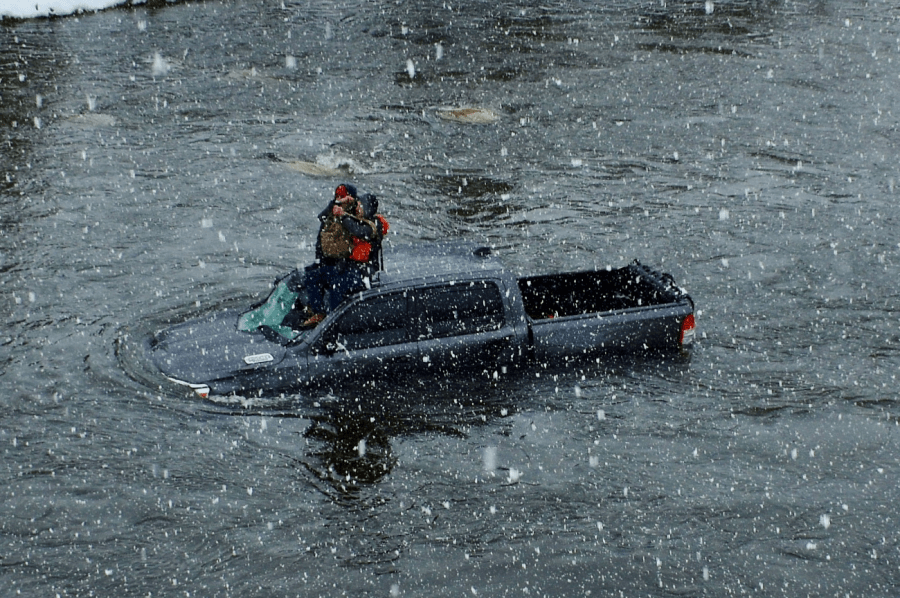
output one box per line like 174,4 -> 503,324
1,0 -> 129,19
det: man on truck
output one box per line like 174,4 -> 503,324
301,184 -> 388,327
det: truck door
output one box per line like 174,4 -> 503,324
307,291 -> 418,388
410,281 -> 517,378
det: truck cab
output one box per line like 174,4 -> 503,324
301,243 -> 528,390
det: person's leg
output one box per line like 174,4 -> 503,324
304,263 -> 331,316
285,268 -> 309,309
326,267 -> 366,312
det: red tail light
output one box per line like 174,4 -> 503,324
680,313 -> 696,346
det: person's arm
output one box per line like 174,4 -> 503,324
341,215 -> 377,239
317,202 -> 335,223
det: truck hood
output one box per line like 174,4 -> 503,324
148,309 -> 287,389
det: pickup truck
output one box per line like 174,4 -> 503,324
148,242 -> 695,399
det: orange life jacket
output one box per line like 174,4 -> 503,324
349,214 -> 389,262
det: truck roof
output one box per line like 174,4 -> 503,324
375,241 -> 506,287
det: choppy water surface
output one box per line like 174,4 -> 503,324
3,1 -> 900,595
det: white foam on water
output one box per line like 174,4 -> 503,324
2,0 -> 131,18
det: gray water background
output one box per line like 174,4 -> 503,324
2,0 -> 900,595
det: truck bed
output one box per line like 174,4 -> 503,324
517,262 -> 693,359
517,262 -> 680,319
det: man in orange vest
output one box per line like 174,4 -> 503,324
349,192 -> 389,275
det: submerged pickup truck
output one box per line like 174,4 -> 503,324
149,242 -> 695,399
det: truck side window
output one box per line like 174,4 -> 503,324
411,281 -> 505,340
324,293 -> 408,351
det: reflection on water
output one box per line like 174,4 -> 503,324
304,409 -> 397,491
282,347 -> 694,502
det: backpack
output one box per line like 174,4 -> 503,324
319,217 -> 352,258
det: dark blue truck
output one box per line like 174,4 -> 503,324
149,242 -> 695,399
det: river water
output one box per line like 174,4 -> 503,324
2,0 -> 899,596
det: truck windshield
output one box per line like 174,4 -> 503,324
237,273 -> 308,341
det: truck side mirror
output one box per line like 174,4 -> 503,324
311,334 -> 340,356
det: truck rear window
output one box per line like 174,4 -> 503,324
410,281 -> 505,340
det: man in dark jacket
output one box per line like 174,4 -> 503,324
302,184 -> 381,327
